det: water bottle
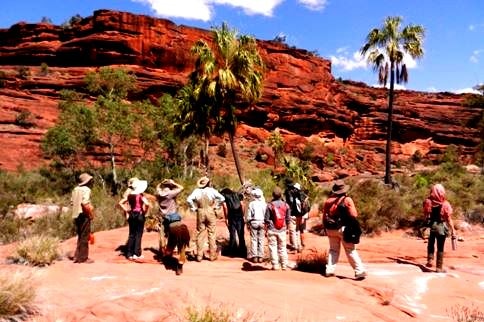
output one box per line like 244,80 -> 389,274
451,235 -> 457,251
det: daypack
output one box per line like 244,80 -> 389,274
269,201 -> 288,230
286,188 -> 309,217
323,197 -> 347,230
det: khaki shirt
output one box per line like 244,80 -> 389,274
71,185 -> 92,219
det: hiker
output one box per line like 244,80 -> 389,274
70,173 -> 95,264
322,180 -> 366,280
265,186 -> 291,270
221,188 -> 247,258
423,183 -> 456,272
187,176 -> 225,262
246,188 -> 267,263
119,177 -> 139,219
156,179 -> 184,254
120,179 -> 150,260
285,182 -> 310,253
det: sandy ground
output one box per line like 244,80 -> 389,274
1,217 -> 483,322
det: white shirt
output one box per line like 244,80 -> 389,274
186,187 -> 225,211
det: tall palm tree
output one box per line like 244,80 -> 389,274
360,16 -> 424,184
184,22 -> 264,184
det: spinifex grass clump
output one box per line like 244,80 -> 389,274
0,271 -> 37,320
12,235 -> 61,266
295,249 -> 327,274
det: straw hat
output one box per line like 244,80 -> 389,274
197,176 -> 210,188
293,183 -> 301,190
130,180 -> 148,195
331,180 -> 349,195
78,173 -> 93,186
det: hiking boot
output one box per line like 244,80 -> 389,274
355,272 -> 367,280
325,272 -> 335,278
281,265 -> 287,271
426,254 -> 434,268
272,265 -> 281,271
436,252 -> 446,273
176,263 -> 183,275
209,255 -> 218,261
196,256 -> 203,262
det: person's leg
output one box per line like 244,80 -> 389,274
288,216 -> 297,250
248,223 -> 257,261
325,229 -> 342,276
126,214 -> 136,258
256,223 -> 265,262
206,210 -> 217,260
267,231 -> 279,269
74,214 -> 91,262
427,232 -> 437,267
342,238 -> 366,279
235,218 -> 247,257
227,218 -> 238,255
278,230 -> 288,269
134,213 -> 146,257
436,234 -> 447,272
196,211 -> 207,261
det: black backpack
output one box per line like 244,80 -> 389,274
285,187 -> 309,217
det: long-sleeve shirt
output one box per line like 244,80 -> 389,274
186,187 -> 225,211
246,198 -> 267,222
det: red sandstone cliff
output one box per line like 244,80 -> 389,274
0,9 -> 481,174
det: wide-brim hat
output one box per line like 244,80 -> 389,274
130,180 -> 148,195
197,176 -> 210,188
252,188 -> 263,198
128,177 -> 139,188
293,183 -> 301,190
78,173 -> 93,186
331,180 -> 349,195
160,179 -> 176,188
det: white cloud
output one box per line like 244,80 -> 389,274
330,51 -> 367,71
426,86 -> 437,92
453,87 -> 481,94
133,0 -> 284,21
371,83 -> 406,90
297,0 -> 328,11
330,48 -> 419,72
470,49 -> 483,63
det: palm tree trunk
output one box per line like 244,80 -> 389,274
229,131 -> 244,185
204,135 -> 210,176
385,61 -> 395,185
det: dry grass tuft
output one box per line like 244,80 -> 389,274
294,249 -> 327,274
11,235 -> 61,266
0,271 -> 37,321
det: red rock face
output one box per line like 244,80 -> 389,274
0,9 -> 481,173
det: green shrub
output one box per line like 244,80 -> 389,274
12,235 -> 61,266
0,271 -> 37,320
16,66 -> 30,79
15,109 -> 35,128
40,62 -> 49,76
0,216 -> 27,245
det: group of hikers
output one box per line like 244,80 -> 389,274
70,172 -> 456,278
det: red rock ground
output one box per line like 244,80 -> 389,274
1,216 -> 483,322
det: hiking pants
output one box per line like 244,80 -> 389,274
248,220 -> 265,259
74,213 -> 91,262
427,231 -> 446,256
268,229 -> 288,269
228,216 -> 246,257
127,211 -> 145,257
196,207 -> 217,258
288,216 -> 302,251
326,228 -> 365,275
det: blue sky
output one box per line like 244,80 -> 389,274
1,0 -> 483,93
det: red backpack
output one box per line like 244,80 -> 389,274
270,201 -> 288,229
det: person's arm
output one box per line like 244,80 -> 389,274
186,190 -> 198,211
285,202 -> 291,226
442,201 -> 455,237
345,197 -> 358,218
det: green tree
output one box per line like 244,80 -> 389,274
180,22 -> 264,184
42,68 -> 139,193
267,128 -> 284,169
361,16 -> 425,184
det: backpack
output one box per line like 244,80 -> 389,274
269,201 -> 288,230
323,197 -> 347,230
286,188 -> 309,217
